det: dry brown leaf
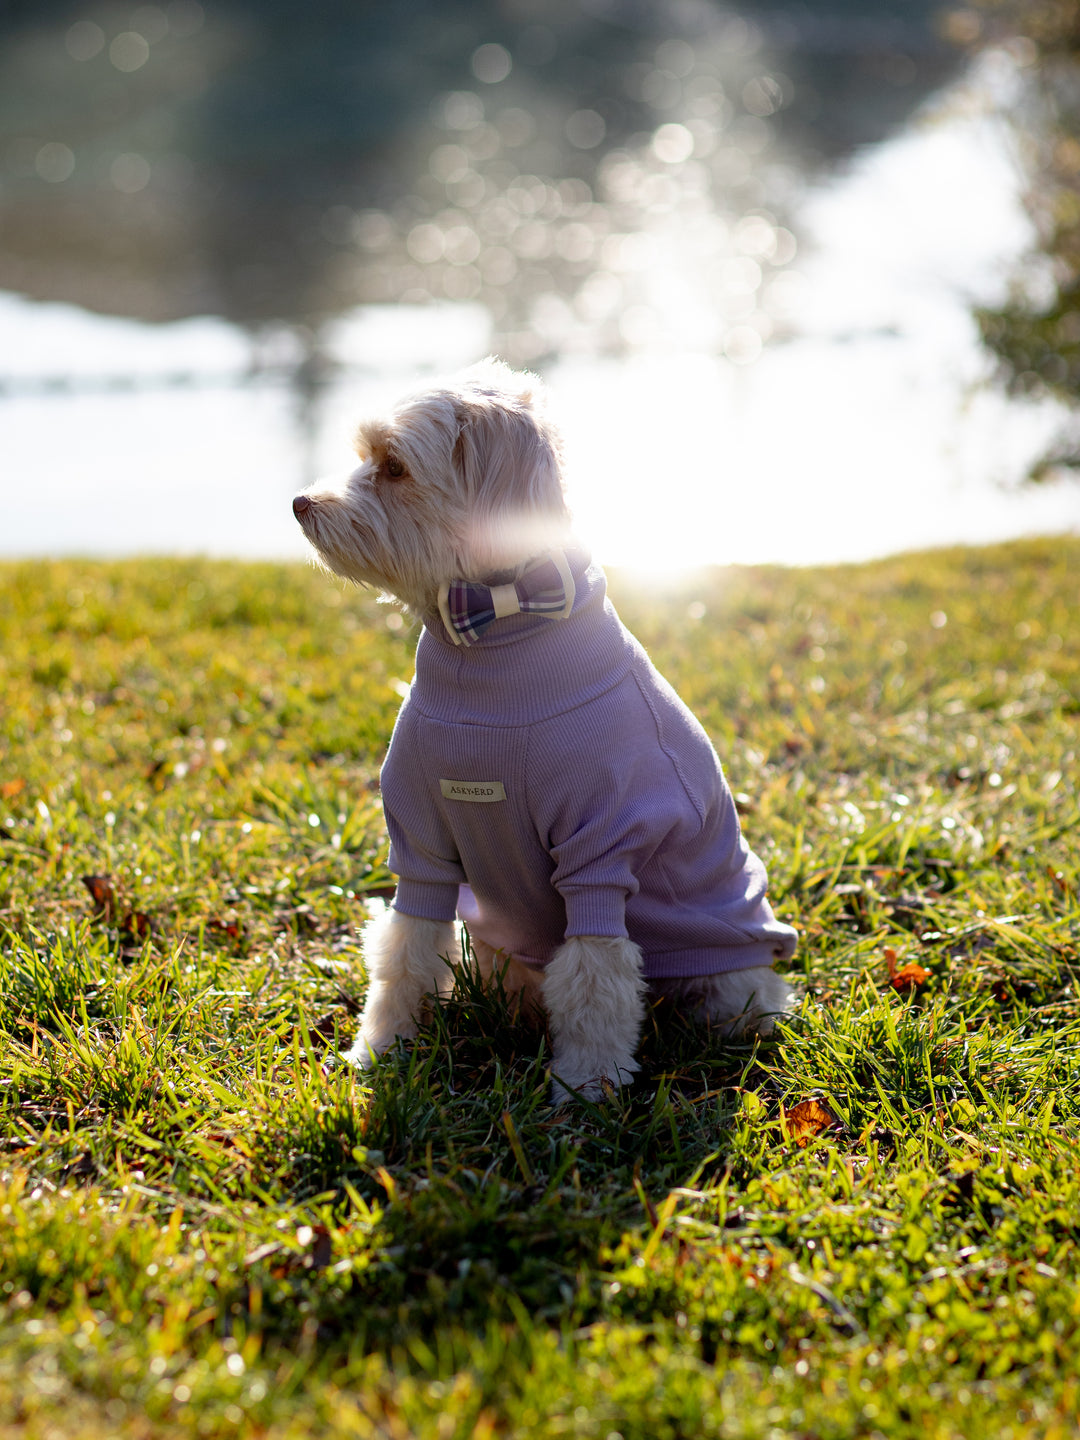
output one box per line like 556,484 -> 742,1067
782,1098 -> 837,1147
121,910 -> 154,941
309,1224 -> 333,1269
82,873 -> 117,920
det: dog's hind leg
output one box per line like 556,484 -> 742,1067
344,908 -> 456,1069
652,965 -> 797,1037
542,936 -> 647,1102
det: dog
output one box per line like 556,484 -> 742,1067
292,359 -> 797,1100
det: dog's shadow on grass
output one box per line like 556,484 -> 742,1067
342,950 -> 785,1183
258,955 -> 793,1352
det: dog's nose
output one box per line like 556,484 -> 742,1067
292,494 -> 312,518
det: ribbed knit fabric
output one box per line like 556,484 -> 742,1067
381,549 -> 798,979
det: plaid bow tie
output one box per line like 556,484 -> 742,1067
438,550 -> 576,645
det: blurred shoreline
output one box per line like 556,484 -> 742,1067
2,53 -> 1078,572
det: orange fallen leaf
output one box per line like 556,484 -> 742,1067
891,961 -> 930,993
782,1098 -> 837,1147
1,778 -> 25,799
885,946 -> 930,993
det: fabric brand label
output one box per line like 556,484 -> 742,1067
439,778 -> 506,803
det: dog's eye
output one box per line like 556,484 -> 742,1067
385,457 -> 406,479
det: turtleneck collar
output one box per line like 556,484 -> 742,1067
410,546 -> 639,726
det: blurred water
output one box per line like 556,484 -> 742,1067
1,59 -> 1076,571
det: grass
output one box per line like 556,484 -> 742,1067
0,537 -> 1078,1439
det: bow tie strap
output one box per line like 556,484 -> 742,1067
438,550 -> 576,645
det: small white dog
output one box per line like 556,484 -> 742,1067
293,360 -> 797,1100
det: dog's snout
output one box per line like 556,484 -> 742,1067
292,494 -> 312,518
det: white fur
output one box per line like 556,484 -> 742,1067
296,360 -> 796,1101
542,937 -> 648,1102
342,908 -> 457,1068
296,359 -> 571,614
649,965 -> 797,1037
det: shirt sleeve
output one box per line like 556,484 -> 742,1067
380,713 -> 464,924
531,681 -> 696,940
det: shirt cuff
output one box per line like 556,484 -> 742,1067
392,878 -> 460,923
561,886 -> 629,939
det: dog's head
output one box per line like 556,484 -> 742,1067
292,359 -> 571,612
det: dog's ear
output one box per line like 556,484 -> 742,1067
452,372 -> 570,570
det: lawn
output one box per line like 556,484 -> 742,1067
1,538 -> 1078,1439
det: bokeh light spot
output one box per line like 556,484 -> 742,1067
566,109 -> 606,150
111,153 -> 152,193
742,74 -> 786,117
735,214 -> 777,257
651,123 -> 695,164
65,21 -> 105,61
353,211 -> 393,250
35,143 -> 75,183
439,91 -> 484,131
555,223 -> 596,263
655,39 -> 696,79
444,225 -> 481,264
471,44 -> 512,85
110,32 -> 151,72
406,224 -> 444,264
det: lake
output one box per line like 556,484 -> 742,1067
2,50 -> 1076,574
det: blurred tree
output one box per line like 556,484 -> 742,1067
0,0 -> 959,364
960,0 -> 1080,477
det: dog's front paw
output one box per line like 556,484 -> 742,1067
342,985 -> 422,1069
345,909 -> 457,1070
543,935 -> 646,1104
549,1051 -> 639,1105
343,1011 -> 419,1070
343,1037 -> 379,1071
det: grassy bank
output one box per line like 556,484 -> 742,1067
1,538 -> 1079,1438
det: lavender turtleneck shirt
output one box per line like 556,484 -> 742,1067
380,551 -> 798,979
